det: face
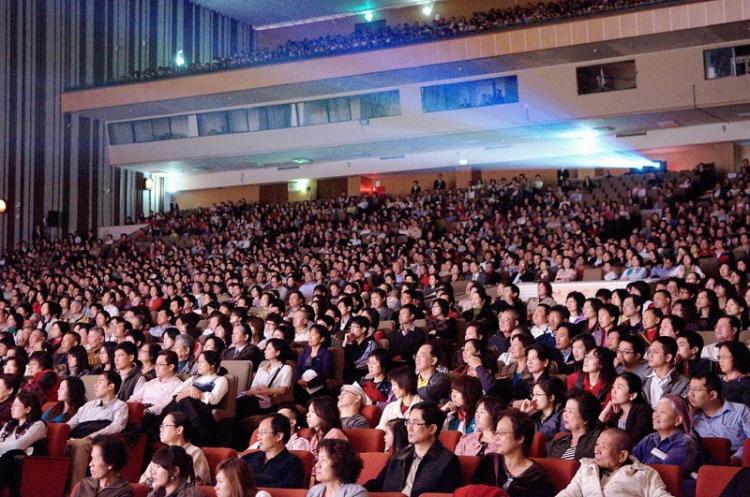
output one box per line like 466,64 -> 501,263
315,447 -> 336,483
58,379 -> 69,402
494,417 -> 522,456
572,340 -> 587,362
582,350 -> 601,373
687,378 -> 715,410
647,342 -> 669,368
414,345 -> 434,372
256,418 -> 281,452
642,310 -> 659,329
526,349 -> 546,374
159,414 -> 181,444
215,471 -> 231,497
10,397 -> 30,421
88,445 -> 111,480
718,346 -> 735,374
150,464 -> 171,489
652,398 -> 681,433
27,359 -> 41,376
406,409 -> 433,445
555,327 -> 571,350
610,377 -> 635,406
532,385 -> 551,411
367,355 -> 383,377
562,399 -> 585,432
306,404 -> 322,429
594,432 -> 625,471
114,350 -> 133,371
714,318 -> 736,342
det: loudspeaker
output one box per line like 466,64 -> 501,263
46,210 -> 62,227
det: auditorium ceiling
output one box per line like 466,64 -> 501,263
192,0 -> 426,26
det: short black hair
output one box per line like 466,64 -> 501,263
102,369 -> 122,395
691,372 -> 723,400
91,435 -> 129,472
265,413 -> 292,444
317,439 -> 363,484
158,349 -> 178,368
410,401 -> 446,436
114,341 -> 137,359
499,408 -> 536,456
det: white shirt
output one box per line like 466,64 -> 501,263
67,397 -> 129,438
129,375 -> 184,415
172,374 -> 229,407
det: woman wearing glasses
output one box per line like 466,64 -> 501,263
470,408 -> 554,497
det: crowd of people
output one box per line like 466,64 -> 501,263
77,0 -> 681,88
1,161 -> 750,497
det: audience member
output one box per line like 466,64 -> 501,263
377,366 -> 422,430
240,414 -> 305,488
0,392 -> 47,495
72,435 -> 132,497
145,445 -> 201,497
307,439 -> 366,497
643,336 -> 689,408
214,458 -> 261,497
599,372 -> 653,445
548,390 -> 602,460
42,376 -> 87,422
338,383 -> 371,429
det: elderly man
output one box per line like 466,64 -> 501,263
338,382 -> 371,429
556,428 -> 673,497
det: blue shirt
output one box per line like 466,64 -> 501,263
692,400 -> 750,459
632,430 -> 700,476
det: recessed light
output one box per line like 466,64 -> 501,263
291,158 -> 312,164
458,159 -> 469,166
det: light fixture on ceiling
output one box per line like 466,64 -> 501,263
458,159 -> 469,166
0,199 -> 6,214
363,10 -> 374,22
422,3 -> 434,17
291,158 -> 312,164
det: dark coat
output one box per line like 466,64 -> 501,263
547,428 -> 602,460
605,402 -> 654,445
365,440 -> 462,497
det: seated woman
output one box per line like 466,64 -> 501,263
415,343 -> 451,404
22,351 -> 60,403
307,439 -> 367,497
442,375 -> 483,435
565,333 -> 596,388
360,349 -> 392,409
342,316 -> 377,384
147,446 -> 201,497
471,408 -> 554,497
307,396 -> 348,458
718,341 -> 750,407
167,350 -> 228,447
92,342 -> 117,374
599,372 -> 653,445
236,338 -> 293,418
295,325 -> 333,403
376,366 -> 422,430
548,390 -> 603,460
140,412 -> 210,487
65,345 -> 91,378
512,344 -> 552,403
0,373 -> 21,424
214,457 -> 264,497
0,393 -> 48,496
519,377 -> 565,441
138,344 -> 161,381
42,376 -> 87,423
455,396 -> 504,457
427,298 -> 457,361
632,395 -> 701,487
73,435 -> 132,497
384,418 -> 408,454
570,346 -> 616,404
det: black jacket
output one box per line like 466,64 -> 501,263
547,428 -> 602,460
365,440 -> 462,497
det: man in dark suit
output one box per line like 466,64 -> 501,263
433,173 -> 446,190
222,322 -> 262,370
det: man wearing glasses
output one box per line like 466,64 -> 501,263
129,350 -> 183,439
365,401 -> 461,496
240,414 -> 305,488
615,335 -> 650,380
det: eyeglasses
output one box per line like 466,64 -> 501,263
155,362 -> 170,367
687,387 -> 709,393
159,424 -> 176,429
257,430 -> 274,436
405,420 -> 427,427
616,349 -> 634,356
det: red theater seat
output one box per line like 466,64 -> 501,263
11,423 -> 72,497
696,465 -> 743,497
701,437 -> 731,466
121,434 -> 148,483
362,405 -> 382,427
649,464 -> 683,497
531,457 -> 579,495
260,488 -> 308,497
203,447 -> 238,480
529,432 -> 546,458
458,455 -> 480,483
438,430 -> 461,452
290,449 -> 315,486
358,452 -> 391,485
743,439 -> 750,467
343,428 -> 386,453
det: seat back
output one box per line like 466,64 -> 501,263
131,483 -> 149,497
438,430 -> 462,452
197,486 -> 217,497
357,452 -> 391,485
649,464 -> 683,497
290,449 -> 315,486
127,401 -> 146,428
529,431 -> 546,458
696,465 -> 742,497
702,437 -> 731,465
327,347 -> 345,389
220,360 -> 253,394
81,374 -> 99,401
361,405 -> 382,428
121,434 -> 148,483
458,455 -> 480,483
203,447 -> 238,480
212,373 -> 238,421
531,458 -> 579,495
19,456 -> 71,497
343,428 -> 385,453
743,439 -> 750,467
46,422 -> 71,457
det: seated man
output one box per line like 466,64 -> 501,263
557,428 -> 673,497
222,322 -> 262,369
366,401 -> 462,497
338,382 -> 371,429
114,341 -> 145,401
240,414 -> 305,488
66,370 -> 129,486
689,372 -> 750,465
129,350 -> 183,439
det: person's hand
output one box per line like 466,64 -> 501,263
519,398 -> 536,414
466,355 -> 482,369
441,401 -> 456,413
297,379 -> 308,388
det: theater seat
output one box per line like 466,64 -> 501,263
458,455 -> 480,483
131,483 -> 149,497
696,465 -> 743,497
370,493 -> 408,497
198,486 -> 217,497
11,423 -> 72,497
529,432 -> 546,458
743,439 -> 750,467
203,447 -> 238,480
419,493 -> 453,497
121,434 -> 148,483
290,449 -> 315,487
531,457 -> 579,495
127,401 -> 146,428
438,430 -> 462,452
343,428 -> 385,453
46,422 -> 71,457
357,452 -> 391,485
362,405 -> 382,427
702,437 -> 731,466
649,464 -> 683,497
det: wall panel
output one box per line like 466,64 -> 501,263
0,0 -> 252,249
